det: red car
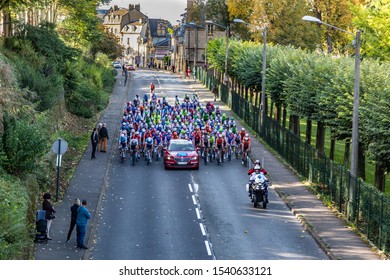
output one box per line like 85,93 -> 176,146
164,139 -> 199,170
127,65 -> 136,71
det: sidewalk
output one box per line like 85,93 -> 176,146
34,73 -> 128,260
34,71 -> 383,260
185,75 -> 383,260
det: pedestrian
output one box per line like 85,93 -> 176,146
76,199 -> 91,249
42,193 -> 55,240
212,85 -> 218,102
66,198 -> 80,242
91,127 -> 98,159
97,123 -> 103,150
186,67 -> 191,78
124,68 -> 128,85
99,123 -> 109,152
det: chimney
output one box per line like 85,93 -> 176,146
129,4 -> 134,11
135,4 -> 141,12
114,5 -> 119,11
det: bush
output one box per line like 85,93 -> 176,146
66,81 -> 108,118
0,173 -> 32,260
1,113 -> 47,175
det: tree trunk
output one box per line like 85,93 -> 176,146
329,138 -> 336,160
358,142 -> 365,181
289,115 -> 300,136
316,121 -> 325,156
306,119 -> 312,145
282,106 -> 287,129
326,31 -> 333,53
275,103 -> 282,123
3,9 -> 12,37
344,141 -> 350,167
374,164 -> 385,192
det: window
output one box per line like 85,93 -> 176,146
207,24 -> 213,36
157,22 -> 166,36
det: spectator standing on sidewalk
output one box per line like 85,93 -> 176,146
66,198 -> 80,242
90,127 -> 98,159
97,123 -> 103,151
76,199 -> 90,249
186,67 -> 191,79
42,193 -> 55,240
212,85 -> 218,102
99,123 -> 109,152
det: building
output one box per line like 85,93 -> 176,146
145,19 -> 172,69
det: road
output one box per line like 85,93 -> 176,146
89,69 -> 327,260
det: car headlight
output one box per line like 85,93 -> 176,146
192,156 -> 198,160
166,156 -> 173,160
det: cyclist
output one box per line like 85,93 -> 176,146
215,133 -> 225,163
144,135 -> 154,161
150,82 -> 155,93
241,136 -> 251,164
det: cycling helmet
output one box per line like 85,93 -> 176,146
136,131 -> 140,135
244,136 -> 249,140
241,128 -> 245,131
219,134 -> 222,137
245,133 -> 249,137
254,165 -> 261,171
255,160 -> 261,165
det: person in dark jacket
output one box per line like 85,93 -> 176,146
76,199 -> 91,249
99,123 -> 109,152
66,198 -> 80,242
91,128 -> 98,159
42,193 -> 55,240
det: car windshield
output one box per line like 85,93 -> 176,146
169,143 -> 194,152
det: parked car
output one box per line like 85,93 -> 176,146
163,139 -> 199,170
112,62 -> 122,69
127,65 -> 136,71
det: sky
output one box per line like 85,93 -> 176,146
100,0 -> 188,25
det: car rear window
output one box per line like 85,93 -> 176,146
169,143 -> 194,151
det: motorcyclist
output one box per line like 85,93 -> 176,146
248,165 -> 261,195
247,160 -> 268,175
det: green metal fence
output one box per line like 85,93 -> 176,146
198,67 -> 390,254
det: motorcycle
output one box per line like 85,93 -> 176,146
246,173 -> 270,209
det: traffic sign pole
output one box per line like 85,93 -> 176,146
52,138 -> 68,202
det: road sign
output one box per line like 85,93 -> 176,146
52,138 -> 68,202
52,138 -> 68,155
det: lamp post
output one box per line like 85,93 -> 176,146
302,15 -> 361,219
302,15 -> 360,179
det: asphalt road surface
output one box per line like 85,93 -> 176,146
89,70 -> 327,260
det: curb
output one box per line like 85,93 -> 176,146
273,187 -> 337,260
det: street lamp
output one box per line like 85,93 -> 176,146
302,15 -> 361,179
234,19 -> 268,130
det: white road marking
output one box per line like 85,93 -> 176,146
188,183 -> 193,193
192,195 -> 197,205
193,183 -> 199,193
199,223 -> 206,236
204,241 -> 212,256
195,207 -> 201,219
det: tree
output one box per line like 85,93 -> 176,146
352,0 -> 390,61
360,60 -> 390,190
308,0 -> 362,54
